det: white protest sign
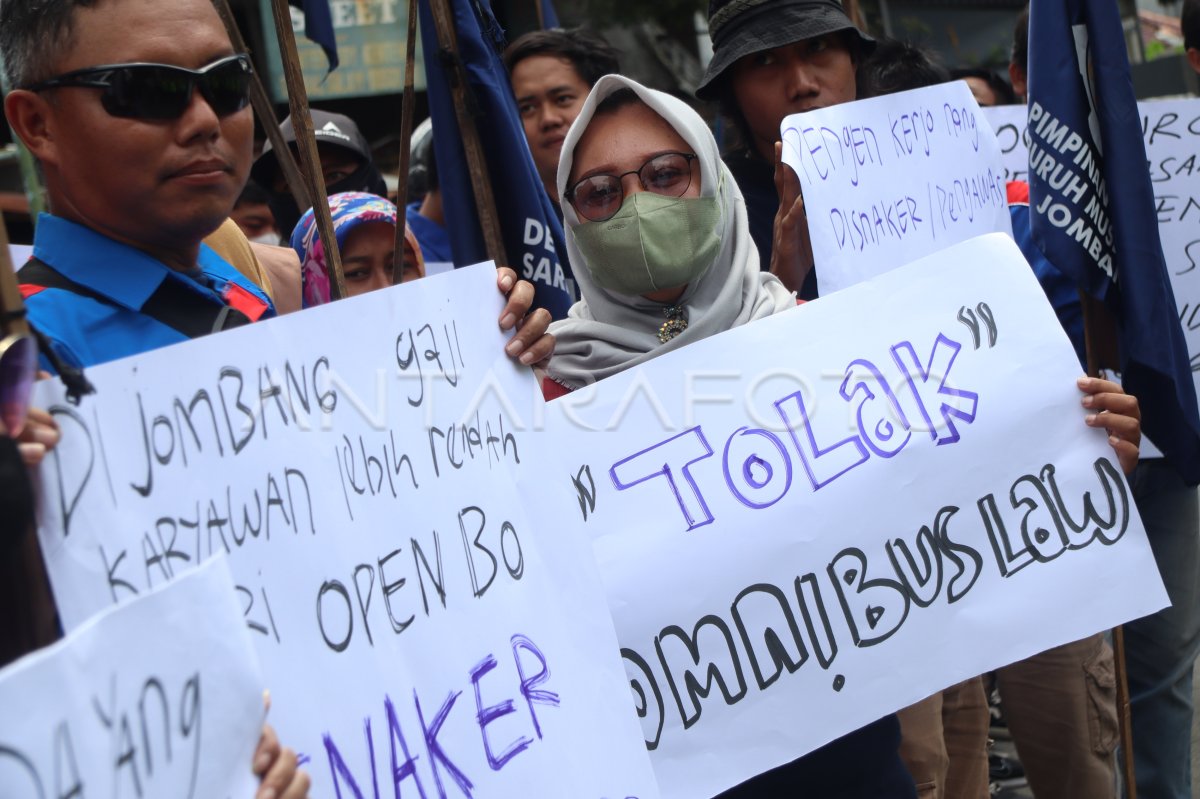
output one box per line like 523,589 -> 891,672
7,244 -> 32,269
984,99 -> 1200,445
985,104 -> 1029,184
33,263 -> 661,799
781,81 -> 1013,296
532,233 -> 1166,799
0,557 -> 262,799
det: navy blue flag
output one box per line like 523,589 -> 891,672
540,0 -> 560,28
419,0 -> 576,319
288,0 -> 338,71
1027,0 -> 1200,482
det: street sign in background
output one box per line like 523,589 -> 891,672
259,0 -> 427,100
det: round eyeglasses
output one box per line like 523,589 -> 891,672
566,152 -> 698,222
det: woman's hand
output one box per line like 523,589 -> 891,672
769,141 -> 815,293
1079,376 -> 1140,474
253,723 -> 310,799
496,266 -> 555,367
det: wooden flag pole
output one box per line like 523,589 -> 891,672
1113,625 -> 1138,799
535,0 -> 545,31
392,0 -> 421,285
266,0 -> 347,300
426,0 -> 509,268
0,213 -> 31,342
1080,289 -> 1138,799
844,0 -> 866,33
213,0 -> 311,215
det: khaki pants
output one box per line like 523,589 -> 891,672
897,677 -> 990,798
995,633 -> 1118,799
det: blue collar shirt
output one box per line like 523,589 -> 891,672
23,214 -> 276,372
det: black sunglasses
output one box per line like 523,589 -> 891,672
24,53 -> 253,121
567,152 -> 698,222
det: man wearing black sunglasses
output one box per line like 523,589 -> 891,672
2,0 -> 554,375
1,0 -> 273,371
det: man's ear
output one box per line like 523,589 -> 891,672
1188,47 -> 1200,77
4,90 -> 59,166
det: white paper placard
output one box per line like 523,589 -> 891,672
782,81 -> 1014,296
985,104 -> 1029,185
7,244 -> 32,270
32,263 -> 661,799
533,233 -> 1166,799
0,557 -> 263,799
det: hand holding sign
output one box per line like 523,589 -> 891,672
496,265 -> 555,366
252,720 -> 310,799
1078,376 -> 1141,472
770,141 -> 815,292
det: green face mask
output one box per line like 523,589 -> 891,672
572,191 -> 722,297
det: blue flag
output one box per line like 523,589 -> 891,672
539,0 -> 560,28
288,0 -> 338,71
419,0 -> 576,319
1027,0 -> 1200,482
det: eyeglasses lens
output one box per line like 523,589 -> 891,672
200,60 -> 252,115
573,153 -> 694,222
103,58 -> 249,120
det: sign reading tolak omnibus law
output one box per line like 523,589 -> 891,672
782,80 -> 1013,296
985,99 -> 1200,433
0,558 -> 263,799
33,264 -> 660,799
531,234 -> 1166,799
258,0 -> 426,100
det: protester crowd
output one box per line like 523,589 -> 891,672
0,0 -> 1197,796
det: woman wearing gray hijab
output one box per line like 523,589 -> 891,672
544,72 -> 918,797
544,75 -> 795,394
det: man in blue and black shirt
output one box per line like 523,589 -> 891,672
1,0 -> 274,372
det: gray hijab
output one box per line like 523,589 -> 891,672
546,74 -> 795,390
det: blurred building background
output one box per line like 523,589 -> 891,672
2,0 -> 1196,241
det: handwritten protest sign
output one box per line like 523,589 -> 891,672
985,99 -> 1200,441
986,104 -> 1029,184
531,233 -> 1167,799
781,81 -> 1013,295
0,557 -> 262,799
7,245 -> 32,269
33,264 -> 661,799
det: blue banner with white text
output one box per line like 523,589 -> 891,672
1027,0 -> 1200,482
419,0 -> 576,318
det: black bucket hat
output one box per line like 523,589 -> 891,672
696,0 -> 875,100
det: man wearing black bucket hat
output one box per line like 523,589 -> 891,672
696,0 -> 874,300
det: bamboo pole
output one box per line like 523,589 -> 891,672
392,0 -> 421,285
844,0 -> 867,33
213,0 -> 311,215
1080,288 -> 1137,799
0,214 -> 31,342
266,0 -> 347,300
426,0 -> 509,268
